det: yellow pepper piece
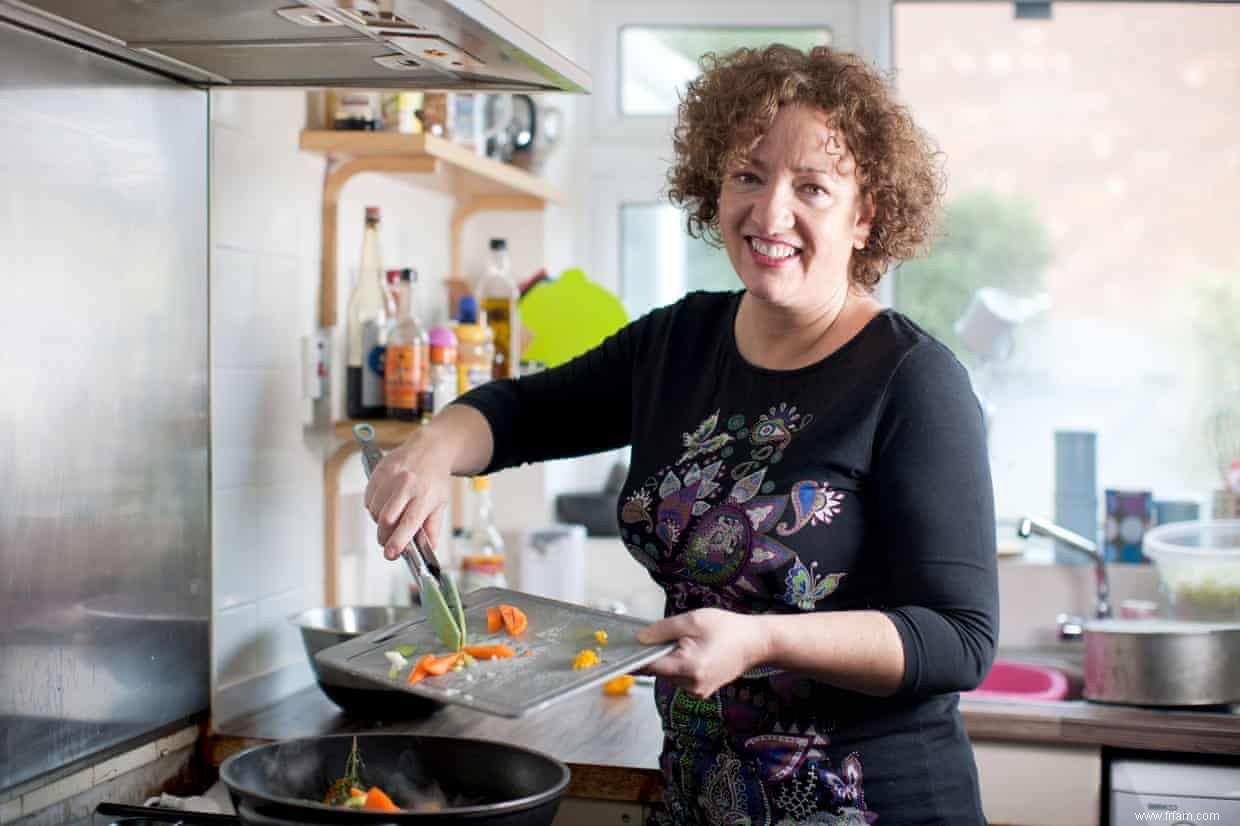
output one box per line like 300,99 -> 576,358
602,675 -> 635,695
572,648 -> 601,670
594,629 -> 608,646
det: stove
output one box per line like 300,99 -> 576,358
89,804 -> 239,826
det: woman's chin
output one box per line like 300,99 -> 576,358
739,272 -> 804,306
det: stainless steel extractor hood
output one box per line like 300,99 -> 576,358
0,0 -> 590,92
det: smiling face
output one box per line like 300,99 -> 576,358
718,104 -> 875,310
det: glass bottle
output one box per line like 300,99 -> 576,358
384,268 -> 429,421
459,475 -> 507,592
346,206 -> 393,419
475,238 -> 521,379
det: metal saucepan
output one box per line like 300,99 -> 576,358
220,733 -> 570,826
1083,618 -> 1240,706
292,606 -> 441,718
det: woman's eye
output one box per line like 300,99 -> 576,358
803,184 -> 828,197
733,171 -> 759,184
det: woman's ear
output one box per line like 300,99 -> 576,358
853,191 -> 876,250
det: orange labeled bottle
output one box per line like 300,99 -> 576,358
384,268 -> 428,421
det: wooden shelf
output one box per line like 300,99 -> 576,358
333,418 -> 420,445
300,130 -> 565,203
305,129 -> 564,605
301,129 -> 564,331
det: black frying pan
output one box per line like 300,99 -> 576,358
220,734 -> 569,826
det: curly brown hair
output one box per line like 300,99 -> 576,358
666,44 -> 944,290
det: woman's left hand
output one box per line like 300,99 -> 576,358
637,608 -> 772,698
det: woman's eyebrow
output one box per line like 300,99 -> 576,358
745,158 -> 835,177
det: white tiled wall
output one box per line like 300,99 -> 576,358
209,88 -> 327,701
208,0 -> 584,714
208,109 -> 555,709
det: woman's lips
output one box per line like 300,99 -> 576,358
746,236 -> 801,268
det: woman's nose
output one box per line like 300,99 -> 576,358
749,183 -> 795,232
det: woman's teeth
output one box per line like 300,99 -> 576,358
749,238 -> 799,259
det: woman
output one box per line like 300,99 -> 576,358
365,44 -> 998,825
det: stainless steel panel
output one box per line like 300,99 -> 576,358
0,21 -> 209,796
10,0 -> 368,43
1,0 -> 591,92
147,40 -> 450,87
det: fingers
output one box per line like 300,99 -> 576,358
423,505 -> 446,549
637,613 -> 693,645
366,468 -> 442,561
382,491 -> 433,561
641,648 -> 714,698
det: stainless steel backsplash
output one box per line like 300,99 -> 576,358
0,19 -> 210,795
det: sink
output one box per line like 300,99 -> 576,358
962,644 -> 1091,699
966,658 -> 1075,702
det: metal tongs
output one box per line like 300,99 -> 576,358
353,424 -> 467,651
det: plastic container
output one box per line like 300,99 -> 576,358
454,321 -> 494,396
428,326 -> 458,415
1142,519 -> 1240,622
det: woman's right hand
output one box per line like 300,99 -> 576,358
363,426 -> 455,560
362,403 -> 495,560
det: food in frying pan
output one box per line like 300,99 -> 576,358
322,737 -> 365,806
321,737 -> 446,813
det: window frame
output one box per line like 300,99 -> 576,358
587,0 -> 892,307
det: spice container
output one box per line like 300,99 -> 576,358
429,326 -> 458,416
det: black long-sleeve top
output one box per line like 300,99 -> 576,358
457,290 -> 999,825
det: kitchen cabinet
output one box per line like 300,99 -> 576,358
299,130 -> 565,604
553,799 -> 646,826
974,741 -> 1102,826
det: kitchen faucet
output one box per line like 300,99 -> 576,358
1017,516 -> 1112,628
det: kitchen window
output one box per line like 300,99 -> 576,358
891,1 -> 1240,535
618,25 -> 832,116
589,0 -> 875,306
590,1 -> 1239,548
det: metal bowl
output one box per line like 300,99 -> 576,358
290,606 -> 441,719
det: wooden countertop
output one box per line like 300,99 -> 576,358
208,677 -> 1240,802
960,696 -> 1240,755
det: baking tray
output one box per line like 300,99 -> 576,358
315,587 -> 676,718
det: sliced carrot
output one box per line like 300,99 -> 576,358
486,605 -> 503,634
602,674 -> 635,695
363,786 -> 400,812
462,643 -> 515,660
499,604 -> 528,636
348,787 -> 365,798
406,653 -> 435,685
423,651 -> 464,676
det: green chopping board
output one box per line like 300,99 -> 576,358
519,268 -> 628,368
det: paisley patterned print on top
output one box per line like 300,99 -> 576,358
621,404 -> 878,825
